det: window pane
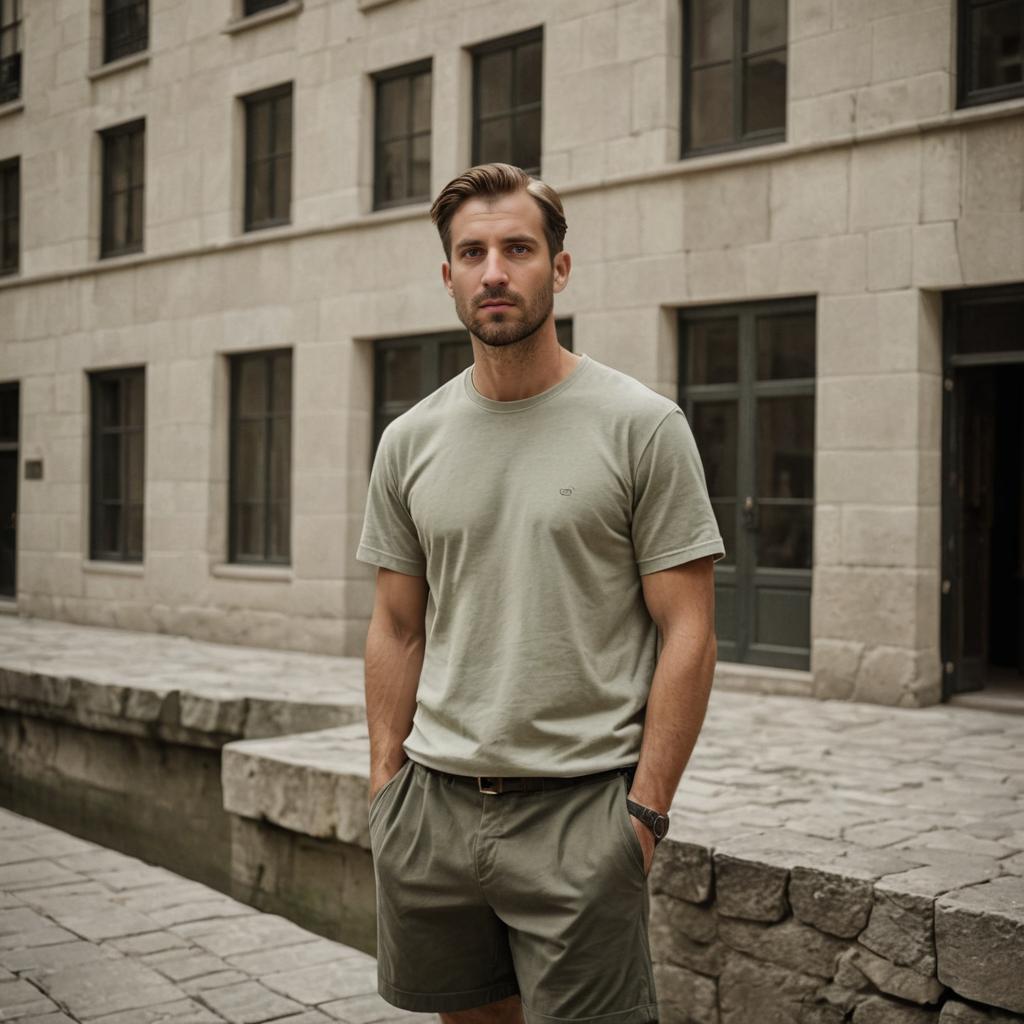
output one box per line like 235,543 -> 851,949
378,75 -> 408,142
3,216 -> 17,270
757,504 -> 812,570
3,164 -> 16,210
691,0 -> 733,64
249,160 -> 271,225
97,378 -> 120,427
757,396 -> 814,499
236,420 -> 266,502
478,115 -> 513,165
274,92 -> 292,153
127,431 -> 144,502
757,314 -> 815,379
129,185 -> 143,246
101,504 -> 121,554
126,502 -> 143,557
382,347 -> 421,403
687,318 -> 738,385
237,357 -> 266,416
268,501 -> 289,560
744,52 -> 786,133
412,70 -> 431,133
100,433 -> 122,500
248,101 -> 271,159
108,138 -> 130,192
692,401 -> 737,499
439,341 -> 473,383
516,39 -> 542,105
513,108 -> 541,172
130,129 -> 144,186
410,133 -> 430,198
380,139 -> 408,203
271,352 -> 291,413
746,0 -> 786,51
689,63 -> 733,149
269,418 -> 290,502
272,154 -> 291,220
971,0 -> 1024,90
478,49 -> 512,117
236,502 -> 264,559
125,371 -> 144,427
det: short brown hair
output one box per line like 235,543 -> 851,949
429,163 -> 567,263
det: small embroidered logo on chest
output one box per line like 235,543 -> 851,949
559,487 -> 574,496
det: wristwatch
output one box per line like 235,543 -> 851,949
626,799 -> 670,843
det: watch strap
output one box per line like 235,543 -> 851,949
626,798 -> 669,843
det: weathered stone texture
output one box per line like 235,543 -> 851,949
714,853 -> 789,923
653,961 -> 719,1024
790,865 -> 874,937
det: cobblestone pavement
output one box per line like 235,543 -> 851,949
0,807 -> 435,1023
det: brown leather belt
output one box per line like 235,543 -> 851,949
418,761 -> 638,795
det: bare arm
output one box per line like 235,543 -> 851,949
365,566 -> 428,803
628,555 -> 717,820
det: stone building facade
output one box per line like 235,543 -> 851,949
0,0 -> 1021,708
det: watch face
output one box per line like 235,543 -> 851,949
653,816 -> 668,840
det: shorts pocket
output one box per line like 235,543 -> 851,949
613,778 -> 647,878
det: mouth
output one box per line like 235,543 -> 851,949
479,301 -> 516,311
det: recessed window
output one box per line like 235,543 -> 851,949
100,119 -> 145,259
244,0 -> 289,13
958,0 -> 1024,107
472,28 -> 542,175
243,83 -> 292,232
90,367 -> 145,562
0,0 -> 22,104
682,0 -> 787,157
374,59 -> 432,210
104,0 -> 148,64
0,157 -> 18,276
229,349 -> 292,564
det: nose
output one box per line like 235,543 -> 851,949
480,248 -> 509,289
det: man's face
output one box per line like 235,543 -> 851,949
441,190 -> 570,349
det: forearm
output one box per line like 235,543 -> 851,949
365,616 -> 425,785
628,625 -> 717,814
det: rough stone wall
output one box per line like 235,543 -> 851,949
648,841 -> 1024,1023
0,0 -> 1022,703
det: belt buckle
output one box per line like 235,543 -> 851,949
478,776 -> 503,794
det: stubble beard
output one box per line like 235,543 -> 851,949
455,276 -> 554,349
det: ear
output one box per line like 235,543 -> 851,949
441,261 -> 454,297
552,250 -> 572,294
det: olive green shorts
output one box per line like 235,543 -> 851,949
368,757 -> 659,1023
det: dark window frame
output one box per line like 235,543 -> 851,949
681,0 -> 787,158
0,0 -> 22,104
104,0 -> 148,64
100,118 -> 145,259
0,156 -> 18,276
371,320 -> 573,464
678,298 -> 814,670
243,82 -> 293,233
243,0 -> 289,14
89,366 -> 145,563
228,347 -> 292,565
956,0 -> 1024,108
471,26 -> 543,176
373,58 -> 433,211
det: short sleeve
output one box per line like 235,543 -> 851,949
631,408 -> 726,575
355,433 -> 427,577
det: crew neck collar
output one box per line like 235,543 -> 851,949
463,353 -> 592,413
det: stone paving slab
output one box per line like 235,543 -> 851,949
0,616 -> 366,747
0,807 -> 434,1023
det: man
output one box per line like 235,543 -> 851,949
356,163 -> 724,1024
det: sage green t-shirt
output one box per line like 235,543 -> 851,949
356,352 -> 725,778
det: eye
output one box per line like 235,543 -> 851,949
462,247 -> 482,259
510,245 -> 529,255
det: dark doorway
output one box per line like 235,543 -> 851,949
942,286 -> 1024,702
0,382 -> 18,599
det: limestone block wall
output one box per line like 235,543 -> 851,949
0,0 -> 1022,703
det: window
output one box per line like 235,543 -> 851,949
244,0 -> 289,14
372,320 -> 572,459
0,157 -> 18,276
229,349 -> 291,564
104,0 -> 148,64
243,84 -> 292,232
958,0 -> 1024,107
100,120 -> 144,258
374,59 -> 432,210
0,0 -> 21,104
682,0 -> 787,157
0,382 -> 17,598
90,368 -> 145,562
679,300 -> 814,669
472,28 -> 542,175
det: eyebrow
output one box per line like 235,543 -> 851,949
455,234 -> 539,251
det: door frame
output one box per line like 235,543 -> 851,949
941,283 -> 1024,698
